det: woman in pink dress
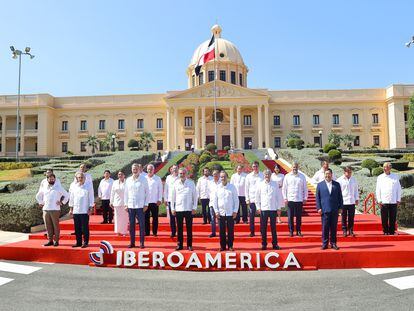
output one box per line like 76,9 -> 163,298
110,171 -> 128,236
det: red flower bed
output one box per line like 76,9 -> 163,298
229,153 -> 252,173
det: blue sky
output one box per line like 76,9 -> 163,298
1,0 -> 413,96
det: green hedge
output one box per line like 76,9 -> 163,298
398,195 -> 414,227
0,162 -> 33,170
156,152 -> 188,179
243,151 -> 267,171
391,160 -> 410,171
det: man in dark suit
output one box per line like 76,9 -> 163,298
316,168 -> 343,250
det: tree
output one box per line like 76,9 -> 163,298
408,95 -> 414,139
139,132 -> 155,151
361,159 -> 379,177
127,139 -> 139,150
101,132 -> 116,151
328,132 -> 342,147
86,135 -> 100,154
285,133 -> 301,145
341,134 -> 356,150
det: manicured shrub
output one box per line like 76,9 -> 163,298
287,138 -> 296,148
399,174 -> 414,188
372,167 -> 384,177
198,161 -> 223,175
199,153 -> 212,165
0,162 -> 33,170
323,143 -> 337,154
361,159 -> 379,176
328,149 -> 342,165
402,154 -> 414,162
205,143 -> 217,153
295,139 -> 305,150
391,160 -> 410,171
223,146 -> 230,151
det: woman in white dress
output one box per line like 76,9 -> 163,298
271,164 -> 285,224
110,171 -> 128,236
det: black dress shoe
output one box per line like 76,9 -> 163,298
72,244 -> 81,248
243,221 -> 248,224
209,234 -> 216,238
187,246 -> 193,251
100,221 -> 107,224
289,232 -> 294,237
261,245 -> 267,250
43,241 -> 53,247
349,230 -> 355,237
176,245 -> 183,251
219,248 -> 225,251
297,232 -> 303,237
343,230 -> 348,237
140,244 -> 145,249
128,244 -> 135,248
53,241 -> 59,247
331,244 -> 339,250
321,245 -> 328,250
81,244 -> 88,248
249,233 -> 255,237
153,234 -> 157,237
203,221 -> 207,225
170,234 -> 176,238
273,245 -> 281,250
228,247 -> 234,251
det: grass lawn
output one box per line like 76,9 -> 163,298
215,160 -> 235,177
0,168 -> 32,181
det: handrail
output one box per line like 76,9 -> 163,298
363,192 -> 376,214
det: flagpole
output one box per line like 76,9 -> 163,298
213,35 -> 218,147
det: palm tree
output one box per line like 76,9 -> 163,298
341,134 -> 356,150
101,132 -> 116,151
139,132 -> 155,151
86,135 -> 100,154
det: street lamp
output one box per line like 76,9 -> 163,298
10,46 -> 35,161
405,36 -> 414,48
318,130 -> 323,147
111,134 -> 116,152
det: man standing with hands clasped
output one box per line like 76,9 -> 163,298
316,168 -> 343,250
212,171 -> 239,251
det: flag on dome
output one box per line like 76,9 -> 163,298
195,35 -> 215,76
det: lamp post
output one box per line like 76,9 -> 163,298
405,36 -> 414,48
10,46 -> 35,162
111,134 -> 116,152
319,130 -> 323,147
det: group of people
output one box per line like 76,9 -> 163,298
35,158 -> 402,251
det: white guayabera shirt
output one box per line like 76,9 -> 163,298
375,173 -> 402,204
256,180 -> 281,211
211,183 -> 239,216
245,171 -> 264,204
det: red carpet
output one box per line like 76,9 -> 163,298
1,158 -> 414,271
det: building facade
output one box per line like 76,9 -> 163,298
1,25 -> 413,157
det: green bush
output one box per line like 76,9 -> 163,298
399,174 -> 414,188
372,167 -> 384,177
223,146 -> 230,151
402,154 -> 414,162
323,143 -> 337,154
185,153 -> 200,165
205,143 -> 217,153
198,161 -> 224,175
328,149 -> 342,164
287,138 -> 297,148
391,160 -> 410,171
156,152 -> 188,179
361,159 -> 379,176
398,195 -> 414,226
295,139 -> 305,150
0,162 -> 33,170
199,153 -> 212,165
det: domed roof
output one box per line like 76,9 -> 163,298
189,25 -> 245,67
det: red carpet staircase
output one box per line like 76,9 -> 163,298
1,159 -> 414,271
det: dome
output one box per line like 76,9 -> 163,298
189,25 -> 245,67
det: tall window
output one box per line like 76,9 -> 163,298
118,119 -> 125,130
62,142 -> 68,153
313,115 -> 320,125
372,113 -> 379,124
80,120 -> 87,131
219,70 -> 226,81
352,114 -> 359,125
99,120 -> 106,130
274,137 -> 281,148
239,73 -> 243,86
80,142 -> 87,152
198,72 -> 204,85
354,136 -> 360,146
208,71 -> 215,82
404,112 -> 408,122
231,71 -> 236,84
184,116 -> 193,127
0,121 -> 2,131
243,115 -> 252,126
156,118 -> 163,129
293,115 -> 300,126
157,140 -> 163,151
61,121 -> 68,132
35,121 -> 38,130
373,135 -> 380,146
332,114 -> 340,125
118,141 -> 125,151
273,115 -> 281,126
137,119 -> 144,129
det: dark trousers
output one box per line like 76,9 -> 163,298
101,199 -> 113,223
219,215 -> 235,249
381,204 -> 397,234
200,199 -> 210,224
287,201 -> 303,233
209,204 -> 217,235
342,204 -> 355,231
260,210 -> 278,247
176,211 -> 193,247
73,214 -> 89,246
145,203 -> 159,235
236,196 -> 248,223
168,202 -> 176,236
321,210 -> 339,247
249,203 -> 257,234
128,208 -> 145,246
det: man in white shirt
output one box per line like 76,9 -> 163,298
196,168 -> 212,225
171,167 -> 197,251
69,172 -> 95,248
124,163 -> 150,248
256,169 -> 281,250
164,165 -> 179,237
36,174 -> 69,247
337,166 -> 359,237
39,169 -> 62,191
245,161 -> 264,237
282,161 -> 308,237
376,162 -> 402,235
145,164 -> 163,236
230,165 -> 248,224
212,171 -> 239,251
208,170 -> 221,238
73,163 -> 93,191
98,170 -> 114,224
312,160 -> 336,185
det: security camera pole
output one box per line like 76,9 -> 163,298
10,46 -> 35,161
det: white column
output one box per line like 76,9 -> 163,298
236,106 -> 242,149
201,106 -> 206,148
166,107 -> 170,150
257,105 -> 263,149
173,108 -> 178,150
264,104 -> 270,148
229,106 -> 235,148
1,115 -> 5,155
194,106 -> 199,149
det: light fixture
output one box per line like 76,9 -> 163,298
25,47 -> 30,53
10,46 -> 15,52
405,36 -> 414,48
